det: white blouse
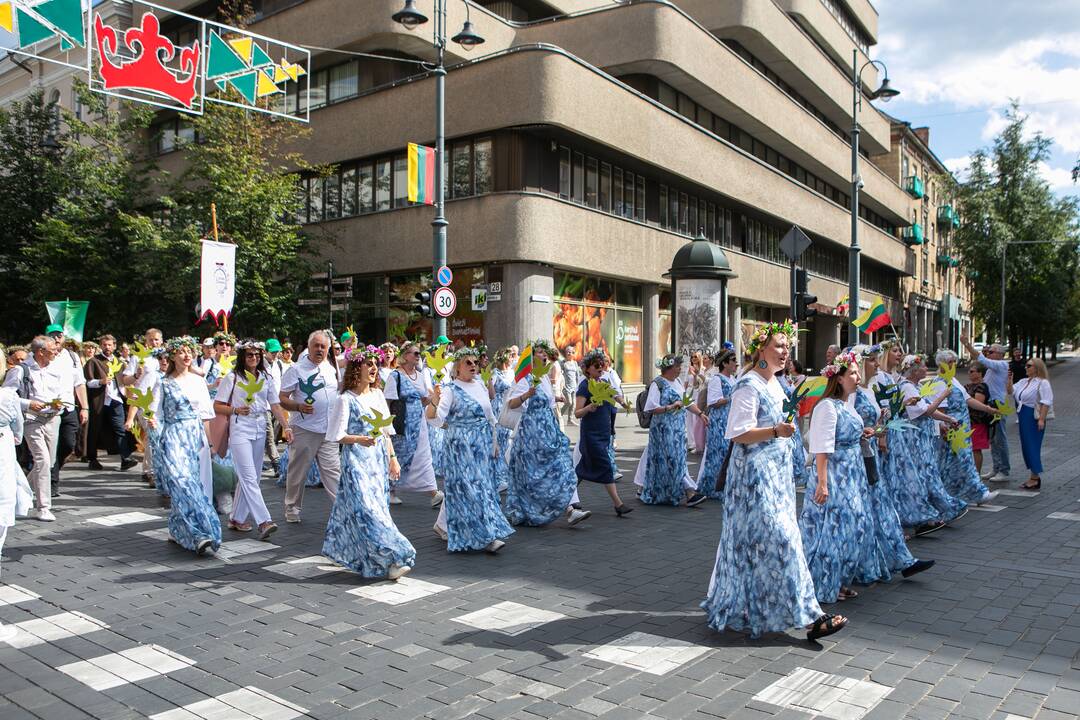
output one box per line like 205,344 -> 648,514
216,371 -> 281,439
510,376 -> 556,409
644,376 -> 686,412
434,378 -> 496,426
1014,377 -> 1053,410
384,367 -> 433,401
326,389 -> 396,443
900,381 -> 931,420
706,373 -> 731,406
808,398 -> 863,454
154,372 -> 215,421
725,372 -> 787,440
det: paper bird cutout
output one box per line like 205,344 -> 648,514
530,360 -> 551,387
480,365 -> 493,385
128,387 -> 155,420
918,380 -> 945,399
782,379 -> 817,422
424,345 -> 452,384
298,372 -> 325,405
991,398 -> 1016,424
588,378 -> 619,407
873,382 -> 897,408
237,370 -> 265,404
218,353 -> 236,375
880,386 -> 917,432
131,422 -> 146,454
132,341 -> 152,362
361,408 -> 395,438
946,424 -> 974,454
939,362 -> 957,386
106,356 -> 124,378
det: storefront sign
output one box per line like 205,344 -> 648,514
471,287 -> 487,312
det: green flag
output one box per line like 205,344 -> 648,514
45,301 -> 89,341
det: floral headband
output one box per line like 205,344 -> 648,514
581,348 -> 606,367
236,340 -> 265,351
531,338 -> 558,358
878,338 -> 900,353
150,348 -> 168,359
899,354 -> 925,374
379,342 -> 398,354
493,346 -> 514,366
165,336 -> 198,355
453,346 -> 482,360
821,351 -> 858,378
655,353 -> 684,370
746,319 -> 798,356
212,331 -> 236,345
349,344 -> 385,364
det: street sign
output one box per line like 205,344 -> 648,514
433,287 -> 457,317
297,299 -> 322,306
471,287 -> 488,312
780,225 -> 813,261
437,265 -> 453,287
330,303 -> 347,312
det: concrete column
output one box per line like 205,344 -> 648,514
487,263 -> 554,347
642,284 -> 660,377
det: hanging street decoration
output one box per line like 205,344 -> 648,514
0,0 -> 87,70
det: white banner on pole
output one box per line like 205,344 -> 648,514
200,239 -> 235,323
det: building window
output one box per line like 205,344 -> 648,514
375,159 -> 391,210
553,272 -> 644,384
585,157 -> 598,208
309,176 -> 325,221
452,141 -> 472,198
558,146 -> 571,200
635,175 -> 645,222
612,168 -> 623,216
474,137 -> 493,194
572,151 -> 584,204
328,62 -> 359,103
324,172 -> 341,219
623,171 -> 635,219
393,155 -> 409,208
659,185 -> 668,227
341,167 -> 358,216
599,163 -> 611,212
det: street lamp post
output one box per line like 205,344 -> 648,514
392,0 -> 484,339
849,50 -> 899,343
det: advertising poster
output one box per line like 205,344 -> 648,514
675,278 -> 722,353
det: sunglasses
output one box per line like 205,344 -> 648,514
461,359 -> 478,367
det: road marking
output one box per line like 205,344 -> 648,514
584,631 -> 710,676
347,577 -> 451,606
215,539 -> 280,562
1047,512 -> 1080,521
453,601 -> 566,636
149,686 -> 308,720
994,489 -> 1040,497
57,644 -> 195,691
754,667 -> 891,720
0,585 -> 39,607
970,504 -> 1007,512
2,611 -> 109,648
88,511 -> 162,526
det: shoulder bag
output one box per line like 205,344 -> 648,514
387,371 -> 407,435
207,375 -> 239,460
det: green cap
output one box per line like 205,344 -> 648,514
265,338 -> 283,353
45,323 -> 64,335
340,331 -> 353,341
436,335 -> 451,345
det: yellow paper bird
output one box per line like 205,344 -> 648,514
946,424 -> 974,454
218,354 -> 237,375
991,398 -> 1016,423
344,324 -> 356,340
361,408 -> 396,438
480,365 -> 493,385
131,423 -> 146,454
106,356 -> 125,379
132,341 -> 152,362
939,362 -> 957,386
128,387 -> 155,420
424,344 -> 452,383
236,370 -> 265,404
918,380 -> 945,399
587,378 -> 618,407
530,360 -> 551,386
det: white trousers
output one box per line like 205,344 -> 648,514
25,417 -> 60,510
230,432 -> 271,525
139,413 -> 155,476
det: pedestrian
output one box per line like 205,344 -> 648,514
824,344 -> 840,366
800,351 -> 888,603
149,336 -> 221,557
379,342 -> 398,385
964,361 -> 993,477
207,333 -> 236,397
280,342 -> 294,367
600,353 -> 625,478
323,346 -> 415,579
1014,358 -> 1053,490
961,335 -> 1011,482
560,345 -> 581,427
45,324 -> 89,496
383,341 -> 443,509
505,339 -> 592,527
193,337 -> 217,379
0,350 -> 28,641
262,339 -> 285,477
779,365 -> 811,488
425,345 -> 514,553
84,334 -> 136,471
701,320 -> 846,641
488,347 -> 514,494
1009,347 -> 1026,385
933,349 -> 999,505
425,336 -> 454,480
683,350 -> 707,453
696,348 -> 736,499
124,348 -> 168,491
3,336 -> 63,521
573,348 -> 631,516
878,339 -> 904,381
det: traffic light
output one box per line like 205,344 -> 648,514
795,269 -> 817,321
414,289 -> 432,317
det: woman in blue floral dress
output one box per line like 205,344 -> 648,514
634,354 -> 709,506
934,350 -> 998,505
488,347 -> 515,494
696,349 -> 737,499
779,364 -> 810,489
426,346 -> 514,553
506,340 -> 592,527
800,352 -> 889,603
150,337 -> 222,557
324,347 -> 415,580
702,321 -> 846,641
385,342 -> 443,509
573,349 -> 631,515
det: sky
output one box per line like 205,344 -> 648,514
872,0 -> 1080,198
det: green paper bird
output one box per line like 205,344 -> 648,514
361,408 -> 396,438
991,398 -> 1016,424
588,378 -> 618,407
918,380 -> 945,399
939,362 -> 957,386
873,382 -> 897,408
128,387 -> 155,420
946,424 -> 974,454
236,370 -> 265,404
298,372 -> 326,405
106,356 -> 125,378
480,365 -> 493,385
782,382 -> 811,422
218,354 -> 237,375
132,341 -> 152,362
882,387 -> 916,432
424,345 -> 452,384
530,360 -> 551,387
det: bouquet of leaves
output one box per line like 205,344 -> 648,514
361,408 -> 395,438
424,345 -> 452,384
529,360 -> 551,387
128,387 -> 155,420
236,371 -> 265,404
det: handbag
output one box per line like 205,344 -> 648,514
714,442 -> 735,493
207,377 -> 239,460
860,437 -> 879,485
387,371 -> 407,435
497,392 -> 523,431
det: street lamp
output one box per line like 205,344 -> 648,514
392,0 -> 485,339
848,50 -> 899,343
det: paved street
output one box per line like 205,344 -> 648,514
2,360 -> 1080,720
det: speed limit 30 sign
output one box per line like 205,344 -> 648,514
433,286 -> 457,317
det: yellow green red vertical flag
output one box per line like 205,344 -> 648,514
514,344 -> 533,383
407,143 -> 436,205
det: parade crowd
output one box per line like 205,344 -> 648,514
0,320 -> 1057,643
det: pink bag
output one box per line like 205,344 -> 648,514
207,378 -> 237,459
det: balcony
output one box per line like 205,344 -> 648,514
904,175 -> 925,199
937,204 -> 960,228
937,254 -> 959,268
902,223 -> 924,245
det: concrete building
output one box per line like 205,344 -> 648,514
3,0 -> 932,387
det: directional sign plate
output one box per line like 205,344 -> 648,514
433,286 -> 456,317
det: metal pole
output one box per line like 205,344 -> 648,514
328,259 -> 334,331
848,48 -> 861,346
432,0 -> 448,340
789,261 -> 797,359
999,243 -> 1006,343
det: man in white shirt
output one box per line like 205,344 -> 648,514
45,325 -> 89,496
3,336 -> 63,520
84,334 -> 136,471
278,330 -> 341,524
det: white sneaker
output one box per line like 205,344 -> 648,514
978,490 -> 999,506
284,508 -> 301,523
485,539 -> 505,554
497,482 -> 508,493
430,490 -> 444,508
0,622 -> 19,643
29,508 -> 55,522
387,564 -> 412,581
989,472 -> 1010,482
389,493 -> 403,505
614,472 -> 625,480
567,508 -> 592,526
433,524 -> 448,541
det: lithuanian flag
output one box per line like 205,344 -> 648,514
407,143 -> 436,205
854,297 -> 891,334
797,376 -> 828,417
514,344 -> 533,383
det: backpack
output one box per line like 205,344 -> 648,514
13,362 -> 34,400
635,379 -> 658,429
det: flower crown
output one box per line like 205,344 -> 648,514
150,347 -> 168,359
165,336 -> 198,355
878,338 -> 900,353
855,343 -> 881,358
349,344 -> 385,364
581,348 -> 607,367
379,342 -> 398,354
493,346 -> 514,366
899,354 -> 925,374
531,338 -> 558,358
655,353 -> 684,370
453,346 -> 482,360
821,351 -> 858,378
746,319 -> 799,356
212,331 -> 236,345
236,340 -> 265,351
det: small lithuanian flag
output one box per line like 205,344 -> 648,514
514,344 -> 533,383
407,143 -> 436,205
854,297 -> 891,334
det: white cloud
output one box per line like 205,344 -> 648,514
942,156 -> 972,180
1037,162 -> 1077,194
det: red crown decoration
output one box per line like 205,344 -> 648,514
95,12 -> 200,109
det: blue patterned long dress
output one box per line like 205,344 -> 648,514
938,380 -> 990,503
506,380 -> 578,525
428,373 -> 449,478
901,381 -> 968,523
442,388 -> 515,551
152,379 -> 221,554
490,371 -> 513,492
701,373 -> 822,638
322,393 -> 416,577
880,385 -> 942,528
697,373 -> 734,499
640,378 -> 691,505
799,399 -> 889,602
852,388 -> 917,575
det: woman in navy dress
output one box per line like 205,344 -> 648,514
426,346 -> 515,553
702,320 -> 846,641
150,337 -> 222,557
800,351 -> 888,603
324,346 -> 415,580
934,349 -> 997,505
697,349 -> 737,499
574,348 -> 631,515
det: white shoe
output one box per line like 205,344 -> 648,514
567,508 -> 592,526
284,508 -> 301,523
0,623 -> 19,643
978,491 -> 999,506
29,508 -> 55,522
497,482 -> 508,493
485,539 -> 505,554
430,490 -> 444,508
389,494 -> 403,506
196,539 -> 214,556
614,472 -> 624,480
433,524 -> 448,541
387,564 -> 412,581
989,472 -> 1010,483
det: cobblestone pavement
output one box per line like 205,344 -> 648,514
2,358 -> 1080,720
